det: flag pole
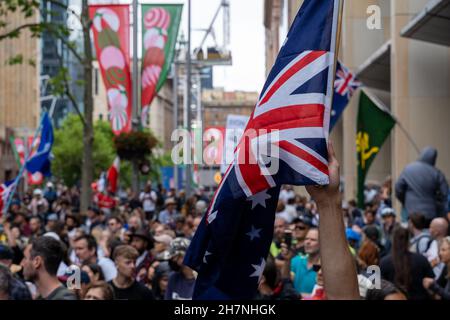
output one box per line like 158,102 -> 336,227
3,113 -> 46,218
327,0 -> 344,140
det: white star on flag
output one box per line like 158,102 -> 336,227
207,210 -> 218,224
250,258 -> 266,282
246,190 -> 271,209
246,225 -> 262,241
203,251 -> 212,264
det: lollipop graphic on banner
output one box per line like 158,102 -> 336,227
141,7 -> 171,126
108,85 -> 129,133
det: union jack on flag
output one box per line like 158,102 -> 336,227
0,180 -> 16,216
330,61 -> 362,130
184,0 -> 342,299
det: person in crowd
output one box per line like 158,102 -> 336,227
20,236 -> 77,300
150,262 -> 171,300
73,234 -> 117,282
158,198 -> 181,226
29,189 -> 49,217
365,280 -> 407,300
380,207 -> 399,252
84,281 -> 115,300
408,213 -> 434,256
380,227 -> 435,300
428,218 -> 449,278
256,253 -> 299,300
279,185 -> 295,204
84,207 -> 104,233
395,146 -> 448,224
354,209 -> 380,231
81,263 -> 105,283
108,245 -> 154,300
292,216 -> 312,255
0,244 -> 32,300
290,228 -> 320,295
423,236 -> 450,300
130,229 -> 154,283
106,216 -> 125,240
165,237 -> 195,300
153,234 -> 173,260
140,182 -> 158,221
270,218 -> 287,258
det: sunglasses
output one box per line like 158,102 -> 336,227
312,264 -> 321,272
295,225 -> 307,230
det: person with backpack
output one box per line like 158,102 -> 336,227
408,213 -> 434,256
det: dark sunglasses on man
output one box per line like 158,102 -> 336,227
312,264 -> 321,272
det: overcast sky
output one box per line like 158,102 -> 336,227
84,0 -> 266,92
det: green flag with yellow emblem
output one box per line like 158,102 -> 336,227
357,91 -> 395,207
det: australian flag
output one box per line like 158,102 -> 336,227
330,61 -> 362,130
184,0 -> 341,299
25,113 -> 54,177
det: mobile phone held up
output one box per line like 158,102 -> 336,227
284,229 -> 293,249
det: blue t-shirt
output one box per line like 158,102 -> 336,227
165,272 -> 195,300
290,255 -> 317,294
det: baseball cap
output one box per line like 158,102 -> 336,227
168,237 -> 191,258
346,228 -> 362,243
381,207 -> 396,217
47,213 -> 58,222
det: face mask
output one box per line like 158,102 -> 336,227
169,259 -> 181,272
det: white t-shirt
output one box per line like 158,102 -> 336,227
139,191 -> 157,212
98,257 -> 117,282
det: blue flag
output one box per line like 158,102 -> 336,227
330,61 -> 362,130
184,0 -> 341,300
25,113 -> 54,177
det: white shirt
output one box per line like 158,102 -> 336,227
139,191 -> 157,212
98,257 -> 117,282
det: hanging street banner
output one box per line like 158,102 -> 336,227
356,90 -> 396,207
89,4 -> 132,135
140,4 -> 183,126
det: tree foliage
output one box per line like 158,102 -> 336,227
53,114 -> 115,186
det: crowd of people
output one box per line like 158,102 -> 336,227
0,147 -> 448,300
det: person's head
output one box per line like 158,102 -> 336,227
0,244 -> 14,268
113,245 -> 139,279
130,229 -> 153,254
276,201 -> 286,213
292,217 -> 310,241
364,210 -> 376,225
29,217 -> 42,234
107,216 -> 123,234
0,264 -> 12,300
408,213 -> 428,233
430,218 -> 449,240
86,207 -> 100,220
313,261 -> 323,287
84,281 -> 115,300
381,207 -> 396,227
418,146 -> 437,166
364,225 -> 380,243
165,198 -> 177,212
127,215 -> 142,233
81,263 -> 105,283
365,280 -> 407,300
274,218 -> 287,241
154,234 -> 173,254
65,215 -> 78,230
304,228 -> 319,256
33,189 -> 43,199
259,255 -> 278,291
74,235 -> 98,264
391,227 -> 411,291
438,237 -> 450,266
21,236 -> 64,281
358,239 -> 380,268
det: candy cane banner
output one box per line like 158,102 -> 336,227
89,5 -> 132,135
141,4 -> 183,126
10,136 -> 43,185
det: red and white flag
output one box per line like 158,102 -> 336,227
106,157 -> 120,194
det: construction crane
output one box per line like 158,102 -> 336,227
193,0 -> 231,65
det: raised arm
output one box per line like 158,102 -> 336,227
306,142 -> 360,300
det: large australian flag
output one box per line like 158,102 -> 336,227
184,0 -> 342,299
